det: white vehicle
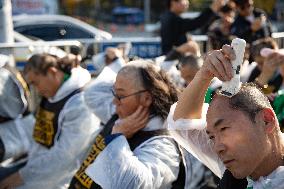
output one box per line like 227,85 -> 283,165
13,14 -> 112,41
0,31 -> 80,70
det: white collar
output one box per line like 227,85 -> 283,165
108,58 -> 125,73
48,67 -> 90,102
247,166 -> 284,189
142,116 -> 165,131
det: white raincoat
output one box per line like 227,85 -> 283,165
0,57 -> 35,161
84,60 -> 188,188
167,103 -> 284,189
84,58 -> 125,124
159,59 -> 186,89
17,67 -> 100,189
85,116 -> 182,189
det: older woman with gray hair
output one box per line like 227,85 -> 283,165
71,60 -> 187,189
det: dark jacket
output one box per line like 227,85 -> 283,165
230,8 -> 272,44
160,8 -> 217,55
217,169 -> 247,189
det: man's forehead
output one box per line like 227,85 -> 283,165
209,95 -> 230,109
207,97 -> 231,119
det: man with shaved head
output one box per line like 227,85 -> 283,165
169,45 -> 284,188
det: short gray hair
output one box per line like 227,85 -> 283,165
118,60 -> 178,120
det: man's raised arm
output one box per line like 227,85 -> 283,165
173,45 -> 235,121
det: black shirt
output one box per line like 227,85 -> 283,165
160,8 -> 217,55
230,8 -> 272,44
217,169 -> 247,189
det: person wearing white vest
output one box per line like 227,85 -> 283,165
0,53 -> 100,189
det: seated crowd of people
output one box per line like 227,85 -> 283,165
0,0 -> 284,189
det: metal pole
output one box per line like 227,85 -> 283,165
0,0 -> 13,43
144,0 -> 150,24
0,0 -> 14,59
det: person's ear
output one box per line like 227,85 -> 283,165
140,92 -> 152,107
261,108 -> 277,133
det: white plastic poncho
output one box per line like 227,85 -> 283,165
0,59 -> 35,161
84,59 -> 125,124
159,59 -> 186,89
17,67 -> 100,189
167,103 -> 225,178
168,103 -> 284,189
85,116 -> 182,189
84,60 -> 188,188
246,166 -> 284,189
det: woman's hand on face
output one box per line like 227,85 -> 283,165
112,106 -> 149,138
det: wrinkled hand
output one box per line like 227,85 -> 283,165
112,106 -> 149,138
0,172 -> 24,189
200,45 -> 235,82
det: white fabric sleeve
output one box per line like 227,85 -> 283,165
167,103 -> 225,178
19,94 -> 99,183
0,69 -> 24,118
85,136 -> 180,189
160,60 -> 178,72
0,115 -> 35,160
84,67 -> 117,124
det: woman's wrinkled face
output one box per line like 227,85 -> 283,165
113,74 -> 148,119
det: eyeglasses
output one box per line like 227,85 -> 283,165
111,88 -> 148,101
